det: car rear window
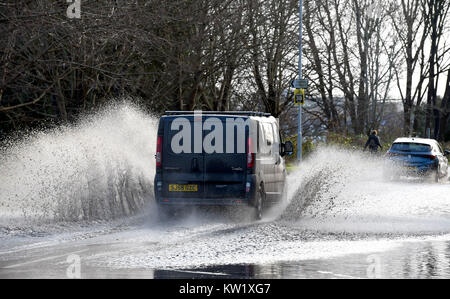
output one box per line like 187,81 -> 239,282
391,142 -> 431,152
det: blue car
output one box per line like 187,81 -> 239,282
384,137 -> 449,182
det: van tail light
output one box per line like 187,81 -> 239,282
156,135 -> 162,168
247,137 -> 255,168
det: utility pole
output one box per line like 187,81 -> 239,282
297,0 -> 303,162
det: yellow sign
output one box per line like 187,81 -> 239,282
294,89 -> 305,105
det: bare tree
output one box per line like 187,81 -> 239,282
439,69 -> 450,140
422,0 -> 450,139
389,0 -> 431,136
245,0 -> 299,118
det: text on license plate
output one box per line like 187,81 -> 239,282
169,184 -> 198,192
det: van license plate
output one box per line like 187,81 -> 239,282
169,184 -> 198,192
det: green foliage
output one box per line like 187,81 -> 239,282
326,133 -> 364,149
326,132 -> 395,153
284,134 -> 316,164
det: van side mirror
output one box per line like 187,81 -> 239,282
281,141 -> 294,156
444,150 -> 450,156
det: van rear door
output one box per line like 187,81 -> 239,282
162,115 -> 248,201
162,117 -> 204,199
203,116 -> 247,199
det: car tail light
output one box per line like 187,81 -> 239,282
247,137 -> 255,168
156,135 -> 162,168
386,151 -> 401,157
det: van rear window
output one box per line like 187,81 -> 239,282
391,142 -> 431,152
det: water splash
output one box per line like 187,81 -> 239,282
281,147 -> 450,235
0,102 -> 157,223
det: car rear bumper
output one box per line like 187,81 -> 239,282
404,166 -> 435,176
385,159 -> 437,176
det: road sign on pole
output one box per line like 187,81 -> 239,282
294,89 -> 305,105
291,79 -> 308,89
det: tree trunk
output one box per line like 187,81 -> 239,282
439,69 -> 450,141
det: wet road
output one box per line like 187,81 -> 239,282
1,219 -> 450,279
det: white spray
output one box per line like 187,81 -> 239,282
281,147 -> 450,234
0,102 -> 157,224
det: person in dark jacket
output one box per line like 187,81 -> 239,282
364,130 -> 382,153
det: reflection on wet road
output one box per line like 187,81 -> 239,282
163,238 -> 450,279
2,233 -> 450,278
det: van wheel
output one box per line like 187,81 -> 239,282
253,186 -> 264,221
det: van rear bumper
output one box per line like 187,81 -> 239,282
156,197 -> 249,206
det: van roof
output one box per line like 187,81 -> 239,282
164,111 -> 272,117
